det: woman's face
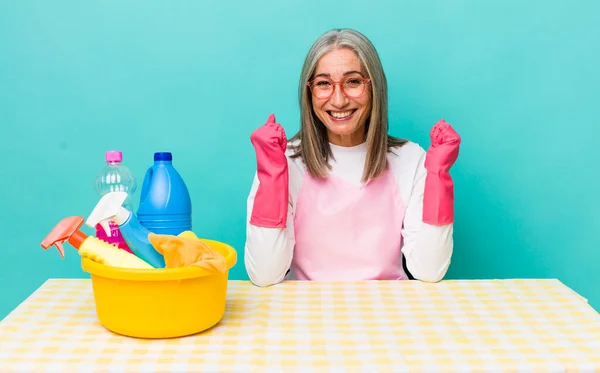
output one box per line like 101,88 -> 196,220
310,47 -> 372,147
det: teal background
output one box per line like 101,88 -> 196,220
1,0 -> 598,320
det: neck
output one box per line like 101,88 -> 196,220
327,131 -> 365,147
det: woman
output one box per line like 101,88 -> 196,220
245,28 -> 461,287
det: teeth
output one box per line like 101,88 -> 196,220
330,110 -> 353,119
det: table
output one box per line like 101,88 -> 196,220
1,279 -> 599,372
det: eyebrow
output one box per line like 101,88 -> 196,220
313,70 -> 365,78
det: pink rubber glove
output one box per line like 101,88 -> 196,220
423,119 -> 461,225
249,114 -> 289,228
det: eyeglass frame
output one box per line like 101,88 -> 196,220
306,76 -> 372,100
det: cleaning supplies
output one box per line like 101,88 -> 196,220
86,191 -> 166,268
80,238 -> 238,339
41,216 -> 153,269
148,230 -> 227,273
137,152 -> 192,235
94,150 -> 137,253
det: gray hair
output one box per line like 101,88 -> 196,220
289,28 -> 406,182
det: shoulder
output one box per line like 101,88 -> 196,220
285,138 -> 304,165
285,137 -> 302,157
284,138 -> 306,198
387,140 -> 427,187
388,140 -> 426,168
386,141 -> 427,205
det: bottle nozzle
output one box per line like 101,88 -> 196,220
86,192 -> 128,235
41,216 -> 88,258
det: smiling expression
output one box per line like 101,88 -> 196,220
309,47 -> 372,147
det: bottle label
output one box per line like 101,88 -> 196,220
96,220 -> 122,239
96,220 -> 133,254
95,221 -> 133,253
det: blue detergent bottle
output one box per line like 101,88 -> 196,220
137,152 -> 192,235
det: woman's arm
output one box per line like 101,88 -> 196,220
244,114 -> 295,287
244,172 -> 295,287
401,151 -> 454,282
401,119 -> 460,282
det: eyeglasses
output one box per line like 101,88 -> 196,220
307,76 -> 371,100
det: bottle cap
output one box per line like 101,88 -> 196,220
106,151 -> 122,163
154,152 -> 172,161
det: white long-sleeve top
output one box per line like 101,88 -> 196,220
244,139 -> 454,287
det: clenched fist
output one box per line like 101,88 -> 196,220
423,118 -> 461,225
425,119 -> 461,174
249,114 -> 289,229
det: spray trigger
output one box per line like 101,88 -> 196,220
40,216 -> 87,259
86,192 -> 128,232
54,242 -> 65,258
100,220 -> 112,237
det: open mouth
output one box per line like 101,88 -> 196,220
327,109 -> 357,121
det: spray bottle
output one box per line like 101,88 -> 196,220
85,191 -> 166,268
41,216 -> 153,269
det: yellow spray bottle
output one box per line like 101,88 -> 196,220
41,216 -> 153,269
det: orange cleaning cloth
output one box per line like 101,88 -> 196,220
148,232 -> 227,273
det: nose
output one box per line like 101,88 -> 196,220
329,83 -> 349,108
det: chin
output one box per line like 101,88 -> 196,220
329,126 -> 358,136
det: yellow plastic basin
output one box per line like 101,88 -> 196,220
81,238 -> 237,339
